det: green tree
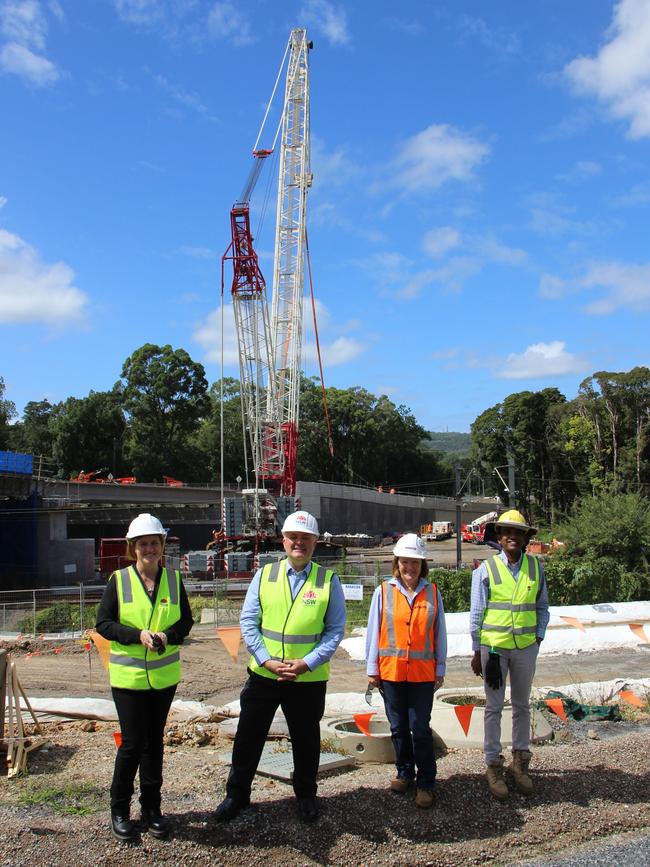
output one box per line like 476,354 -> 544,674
119,344 -> 209,481
50,390 -> 126,479
11,399 -> 56,457
297,380 -> 444,490
193,378 -> 247,484
0,376 -> 16,449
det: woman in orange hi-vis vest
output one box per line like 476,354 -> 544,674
365,534 -> 447,809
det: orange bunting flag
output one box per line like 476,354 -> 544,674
87,630 -> 111,671
54,647 -> 63,654
113,732 -> 123,749
33,651 -> 41,656
545,698 -> 567,722
454,704 -> 475,737
216,626 -> 242,662
560,615 -> 586,633
628,623 -> 649,643
24,653 -> 32,659
619,689 -> 645,709
84,642 -> 91,652
353,712 -> 375,737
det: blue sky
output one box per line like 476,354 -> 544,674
1,0 -> 649,434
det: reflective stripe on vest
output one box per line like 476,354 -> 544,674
109,566 -> 182,690
248,559 -> 333,682
479,555 -> 539,650
378,580 -> 438,682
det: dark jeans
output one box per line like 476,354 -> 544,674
382,680 -> 436,790
110,684 -> 176,815
226,670 -> 327,803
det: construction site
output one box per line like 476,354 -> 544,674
2,14 -> 650,867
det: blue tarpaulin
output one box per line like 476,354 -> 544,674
0,451 -> 33,474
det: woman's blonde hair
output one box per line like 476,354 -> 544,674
126,535 -> 166,563
392,555 -> 429,580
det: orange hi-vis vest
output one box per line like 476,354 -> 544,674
378,579 -> 438,682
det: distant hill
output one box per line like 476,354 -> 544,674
423,431 -> 471,456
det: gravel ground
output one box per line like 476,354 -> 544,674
1,716 -> 650,866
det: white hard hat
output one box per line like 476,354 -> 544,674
126,513 -> 167,540
393,533 -> 427,559
281,510 -> 319,536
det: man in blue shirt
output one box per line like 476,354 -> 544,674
470,510 -> 549,800
215,510 -> 346,824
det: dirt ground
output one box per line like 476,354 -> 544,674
2,634 -> 650,865
5,631 -> 650,707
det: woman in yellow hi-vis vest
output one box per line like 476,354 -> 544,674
95,513 -> 193,842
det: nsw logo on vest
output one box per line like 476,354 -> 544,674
303,589 -> 317,606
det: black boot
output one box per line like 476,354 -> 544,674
111,813 -> 135,842
140,806 -> 171,839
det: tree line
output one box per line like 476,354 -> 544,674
0,343 -> 450,490
2,348 -> 649,521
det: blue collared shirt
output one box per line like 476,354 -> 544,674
240,559 -> 347,671
469,550 -> 550,651
365,577 -> 447,678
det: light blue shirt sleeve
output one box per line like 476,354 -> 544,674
239,568 -> 268,665
239,563 -> 347,671
365,579 -> 447,678
469,552 -> 550,651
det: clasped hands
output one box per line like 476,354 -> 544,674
139,630 -> 168,650
263,658 -> 309,681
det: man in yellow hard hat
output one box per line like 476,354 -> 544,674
469,509 -> 549,800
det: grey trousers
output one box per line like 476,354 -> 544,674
481,642 -> 539,765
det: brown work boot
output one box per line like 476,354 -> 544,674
510,749 -> 533,795
485,758 -> 509,801
389,777 -> 412,794
415,788 -> 434,809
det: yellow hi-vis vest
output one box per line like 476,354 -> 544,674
248,559 -> 333,682
480,555 -> 540,650
109,566 -> 182,690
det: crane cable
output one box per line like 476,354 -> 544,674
305,228 -> 334,457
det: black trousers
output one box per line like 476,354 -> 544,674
110,684 -> 176,815
226,670 -> 327,802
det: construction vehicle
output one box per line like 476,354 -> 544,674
218,28 -> 333,566
461,511 -> 499,544
420,521 -> 453,541
76,469 -> 136,484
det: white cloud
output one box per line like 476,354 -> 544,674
0,195 -> 6,208
457,15 -> 520,55
0,229 -> 88,324
392,124 -> 489,193
476,235 -> 527,265
564,0 -> 650,139
497,341 -> 586,380
429,257 -> 482,295
580,260 -> 650,314
0,0 -> 60,85
194,297 -> 366,368
207,1 -> 254,47
300,0 -> 350,47
152,73 -> 214,118
0,40 -> 57,83
422,226 -> 460,258
311,135 -> 359,188
539,273 -> 567,299
304,335 -> 364,367
114,0 -> 164,26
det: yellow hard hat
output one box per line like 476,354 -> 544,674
494,510 -> 536,536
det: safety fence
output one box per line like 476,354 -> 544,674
0,571 -> 385,637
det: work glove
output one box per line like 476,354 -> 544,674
485,649 -> 503,690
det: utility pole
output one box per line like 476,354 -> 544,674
455,462 -> 462,570
507,451 -> 516,508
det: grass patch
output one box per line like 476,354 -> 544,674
14,781 -> 103,816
